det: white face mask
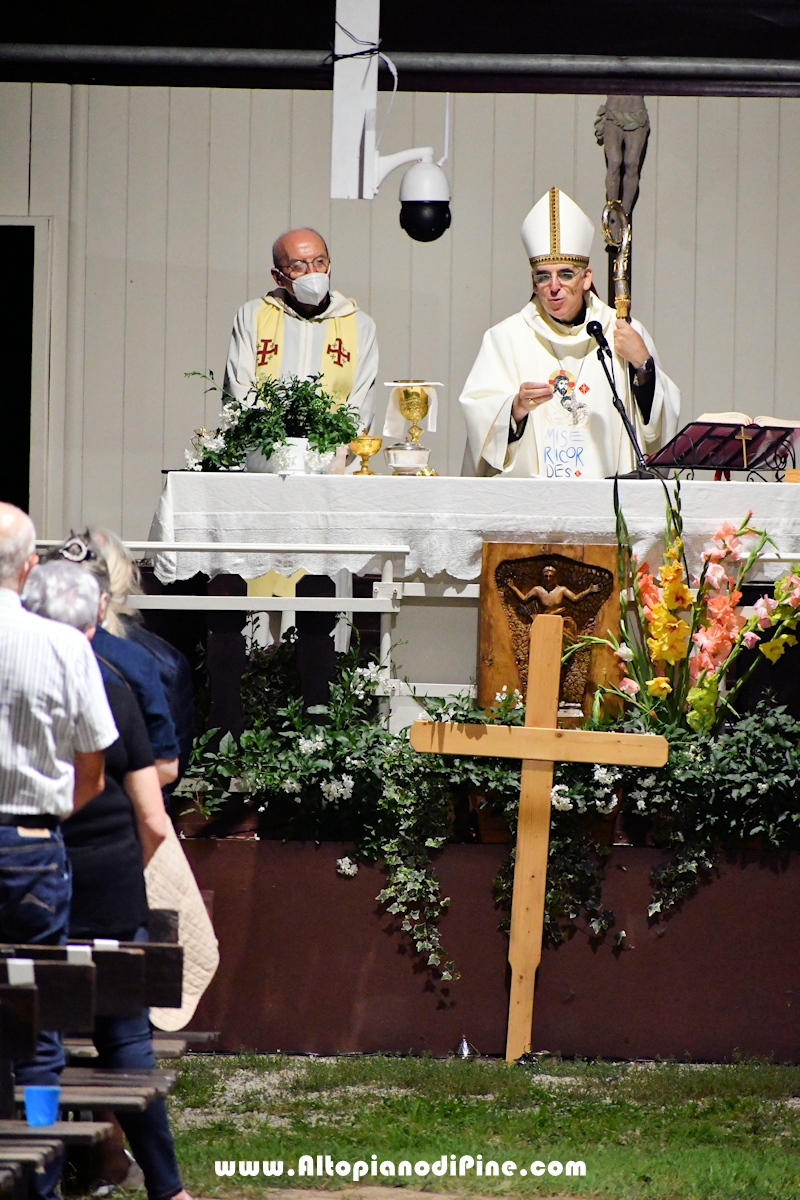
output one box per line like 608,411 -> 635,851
290,271 -> 330,306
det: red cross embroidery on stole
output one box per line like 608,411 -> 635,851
256,338 -> 279,366
579,383 -> 590,394
326,338 -> 351,367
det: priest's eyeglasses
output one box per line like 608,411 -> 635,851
277,256 -> 330,278
532,268 -> 583,286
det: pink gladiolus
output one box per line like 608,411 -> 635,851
742,630 -> 761,649
711,519 -> 746,561
754,595 -> 778,629
704,562 -> 727,590
619,677 -> 640,697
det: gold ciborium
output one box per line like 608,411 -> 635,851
397,382 -> 430,444
348,432 -> 382,475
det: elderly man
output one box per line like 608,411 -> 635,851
0,503 -> 117,1199
459,188 -> 680,478
223,227 -> 378,431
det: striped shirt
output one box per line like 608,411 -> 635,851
0,587 -> 118,816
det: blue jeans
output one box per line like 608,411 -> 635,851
0,825 -> 71,1200
90,928 -> 183,1200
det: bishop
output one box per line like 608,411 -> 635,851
459,189 -> 681,479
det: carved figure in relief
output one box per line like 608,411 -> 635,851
495,555 -> 613,711
509,564 -> 602,615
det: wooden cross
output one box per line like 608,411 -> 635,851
409,613 -> 668,1062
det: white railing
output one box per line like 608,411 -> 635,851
36,539 -> 476,717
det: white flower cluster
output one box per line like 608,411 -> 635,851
269,444 -> 297,471
298,733 -> 325,756
217,403 -> 240,432
184,424 -> 228,471
320,774 -> 354,801
336,856 -> 359,877
281,777 -> 302,796
494,684 -> 524,709
305,447 -> 335,473
628,773 -> 661,812
351,662 -> 382,700
593,763 -> 621,815
550,783 -> 573,811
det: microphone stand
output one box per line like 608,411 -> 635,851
594,344 -> 657,480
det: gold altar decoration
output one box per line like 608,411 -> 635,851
602,199 -> 632,320
397,382 -> 429,444
383,380 -> 439,476
348,433 -> 383,475
478,543 -> 619,721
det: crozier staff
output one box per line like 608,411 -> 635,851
223,227 -> 378,431
459,188 -> 680,478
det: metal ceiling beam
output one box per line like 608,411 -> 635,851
3,43 -> 800,83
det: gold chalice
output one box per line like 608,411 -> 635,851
348,432 -> 382,475
397,382 -> 429,444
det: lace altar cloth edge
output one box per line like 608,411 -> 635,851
149,473 -> 800,585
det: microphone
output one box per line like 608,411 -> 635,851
587,320 -> 610,352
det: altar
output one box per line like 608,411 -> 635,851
148,473 -> 800,712
150,473 -> 800,586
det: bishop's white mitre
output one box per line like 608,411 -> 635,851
521,187 -> 594,267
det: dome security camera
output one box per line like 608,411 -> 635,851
398,161 -> 452,243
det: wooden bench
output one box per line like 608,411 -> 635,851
0,958 -> 115,1196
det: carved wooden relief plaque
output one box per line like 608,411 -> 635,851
477,543 -> 620,720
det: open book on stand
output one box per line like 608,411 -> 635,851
646,413 -> 800,478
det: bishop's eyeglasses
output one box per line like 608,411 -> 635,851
532,267 -> 584,287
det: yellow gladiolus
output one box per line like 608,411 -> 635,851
646,676 -> 673,698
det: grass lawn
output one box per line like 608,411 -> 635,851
165,1053 -> 800,1200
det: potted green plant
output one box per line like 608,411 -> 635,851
185,374 -> 362,474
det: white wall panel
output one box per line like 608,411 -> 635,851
734,100 -> 780,412
693,98 -> 739,417
29,84 -> 72,533
82,86 -> 129,532
121,88 -> 170,538
0,83 -> 31,215
163,87 -> 212,474
6,85 -> 800,534
206,90 -> 252,431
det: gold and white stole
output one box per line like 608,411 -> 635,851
254,301 -> 357,408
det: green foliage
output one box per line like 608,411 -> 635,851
184,372 -> 361,470
179,604 -> 800,974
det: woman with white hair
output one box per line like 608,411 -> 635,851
22,560 -> 193,1200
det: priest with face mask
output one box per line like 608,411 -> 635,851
223,227 -> 378,432
459,189 -> 680,478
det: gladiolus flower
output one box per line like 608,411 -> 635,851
742,630 -> 760,649
646,676 -> 672,698
754,595 -> 778,629
704,562 -> 727,590
619,677 -> 641,697
760,633 -> 798,663
614,644 -> 635,662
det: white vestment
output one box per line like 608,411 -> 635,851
223,288 -> 379,432
459,292 -> 680,478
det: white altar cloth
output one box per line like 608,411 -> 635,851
149,474 -> 800,585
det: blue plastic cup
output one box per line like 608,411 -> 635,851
24,1085 -> 60,1126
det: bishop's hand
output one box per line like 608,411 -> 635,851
512,381 -> 553,423
613,320 -> 650,369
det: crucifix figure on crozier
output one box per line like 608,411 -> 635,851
478,544 -> 619,721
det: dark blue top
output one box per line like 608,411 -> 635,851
120,618 -> 195,778
92,625 -> 180,761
